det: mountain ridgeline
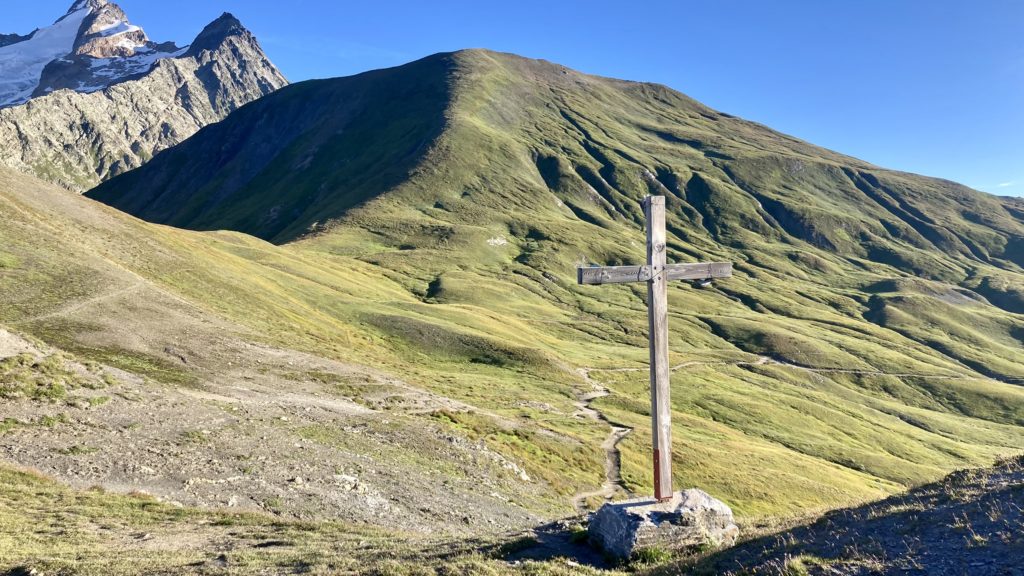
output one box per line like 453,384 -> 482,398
90,50 -> 1024,303
92,54 -> 452,241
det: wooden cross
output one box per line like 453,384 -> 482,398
577,195 -> 732,502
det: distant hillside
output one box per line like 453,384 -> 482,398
0,0 -> 287,190
90,49 -> 1024,380
90,50 -> 1024,270
90,53 -> 451,241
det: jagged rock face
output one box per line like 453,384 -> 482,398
72,1 -> 150,58
0,1 -> 287,190
0,33 -> 33,49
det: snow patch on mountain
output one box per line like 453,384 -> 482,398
0,6 -> 90,107
0,1 -> 192,109
73,46 -> 188,93
96,21 -> 141,38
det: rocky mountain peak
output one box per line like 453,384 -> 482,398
30,0 -> 188,101
71,0 -> 152,58
66,0 -> 110,14
0,0 -> 182,106
185,13 -> 249,57
0,3 -> 287,190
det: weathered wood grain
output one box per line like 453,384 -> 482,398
577,262 -> 731,285
664,262 -> 732,282
578,265 -> 652,285
644,196 -> 674,502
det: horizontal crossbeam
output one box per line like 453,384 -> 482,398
578,265 -> 654,285
577,262 -> 733,285
664,262 -> 733,282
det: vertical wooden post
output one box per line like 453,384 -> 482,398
644,195 -> 673,502
579,199 -> 731,504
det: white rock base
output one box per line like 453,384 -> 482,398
588,489 -> 740,559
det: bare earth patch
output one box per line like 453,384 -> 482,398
0,327 -> 550,537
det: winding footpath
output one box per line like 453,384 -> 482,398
11,281 -> 145,325
569,355 -> 988,512
571,368 -> 634,512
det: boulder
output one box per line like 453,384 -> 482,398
589,489 -> 739,559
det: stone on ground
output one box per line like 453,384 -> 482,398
588,489 -> 740,559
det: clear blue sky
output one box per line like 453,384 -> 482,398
9,0 -> 1024,196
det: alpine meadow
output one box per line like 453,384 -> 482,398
2,3 -> 1023,575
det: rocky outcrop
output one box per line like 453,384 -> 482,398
698,457 -> 1024,575
588,489 -> 740,559
71,0 -> 152,58
0,3 -> 287,191
0,32 -> 34,48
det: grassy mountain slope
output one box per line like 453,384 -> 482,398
17,50 -> 1024,527
87,56 -> 450,241
5,165 -> 900,525
0,167 -> 575,533
88,50 -> 1024,380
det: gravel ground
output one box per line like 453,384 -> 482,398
0,327 -> 551,537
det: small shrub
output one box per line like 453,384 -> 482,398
39,413 -> 68,427
567,524 -> 590,545
57,445 -> 98,456
493,535 -> 538,557
180,430 -> 211,444
87,396 -> 111,407
0,418 -> 21,434
0,353 -> 84,401
783,556 -> 811,576
631,546 -> 673,565
263,497 -> 284,514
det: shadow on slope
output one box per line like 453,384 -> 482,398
88,53 -> 454,243
670,456 -> 1024,576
